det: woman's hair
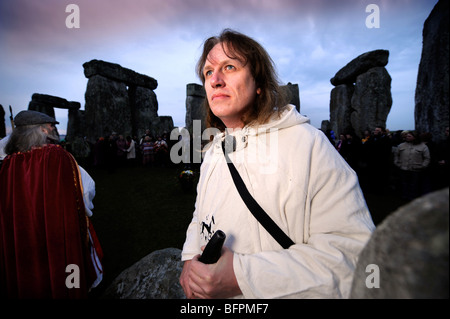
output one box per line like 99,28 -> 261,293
196,29 -> 288,131
5,124 -> 50,155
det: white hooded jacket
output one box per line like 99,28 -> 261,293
181,105 -> 375,298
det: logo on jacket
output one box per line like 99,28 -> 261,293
200,215 -> 215,241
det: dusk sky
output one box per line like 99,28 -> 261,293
0,0 -> 439,135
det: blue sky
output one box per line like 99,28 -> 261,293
0,0 -> 438,135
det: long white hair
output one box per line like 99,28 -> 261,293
4,124 -> 59,155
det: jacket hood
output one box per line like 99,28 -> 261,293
252,104 -> 310,132
213,104 -> 310,153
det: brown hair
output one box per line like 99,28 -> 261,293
196,29 -> 288,131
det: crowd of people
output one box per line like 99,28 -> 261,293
80,130 -> 172,172
328,126 -> 449,201
56,123 -> 449,202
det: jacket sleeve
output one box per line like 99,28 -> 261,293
421,144 -> 431,169
233,129 -> 375,298
181,166 -> 206,261
181,207 -> 201,261
79,166 -> 96,217
393,145 -> 401,168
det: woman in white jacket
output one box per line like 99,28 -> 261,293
180,29 -> 375,299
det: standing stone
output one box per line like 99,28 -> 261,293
149,116 -> 174,138
330,84 -> 354,136
321,120 -> 331,133
66,108 -> 86,141
0,105 -> 5,138
132,86 -> 159,138
415,0 -> 449,143
84,75 -> 130,140
158,116 -> 174,134
282,82 -> 300,113
350,67 -> 392,138
65,108 -> 92,164
185,83 -> 206,133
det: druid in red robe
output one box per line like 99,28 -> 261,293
0,144 -> 103,298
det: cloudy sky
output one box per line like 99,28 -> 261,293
0,0 -> 438,135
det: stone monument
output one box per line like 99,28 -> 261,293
329,49 -> 392,138
83,59 -> 173,143
415,0 -> 449,144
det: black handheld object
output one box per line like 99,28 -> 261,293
198,230 -> 226,264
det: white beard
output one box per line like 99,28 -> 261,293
46,128 -> 60,143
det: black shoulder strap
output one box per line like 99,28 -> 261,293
222,140 -> 295,249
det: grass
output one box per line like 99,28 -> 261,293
84,161 -> 408,297
86,163 -> 198,297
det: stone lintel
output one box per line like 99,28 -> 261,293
83,59 -> 158,90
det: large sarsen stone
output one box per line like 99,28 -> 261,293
350,67 -> 392,137
350,188 -> 449,299
415,0 -> 449,144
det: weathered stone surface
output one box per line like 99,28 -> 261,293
149,116 -> 174,138
186,83 -> 206,98
83,59 -> 158,90
66,108 -> 85,141
350,67 -> 392,138
70,136 -> 91,160
131,86 -> 159,137
66,109 -> 92,161
350,188 -> 449,299
30,93 -> 81,110
320,120 -> 331,133
28,93 -> 81,120
0,104 -> 5,138
84,75 -> 131,141
330,50 -> 389,86
101,248 -> 185,299
185,83 -> 206,133
329,84 -> 354,136
282,82 -> 300,113
415,0 -> 449,144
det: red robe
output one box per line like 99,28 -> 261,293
0,144 -> 103,298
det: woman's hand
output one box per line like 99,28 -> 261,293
179,247 -> 241,299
